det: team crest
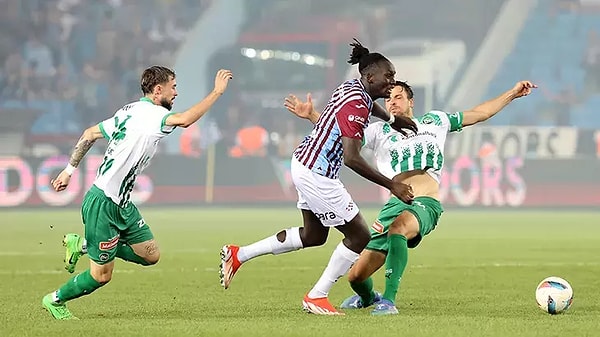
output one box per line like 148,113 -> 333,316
420,113 -> 442,126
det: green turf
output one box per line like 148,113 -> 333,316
0,208 -> 598,337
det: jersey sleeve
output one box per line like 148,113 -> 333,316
428,110 -> 464,133
445,111 -> 464,132
335,99 -> 370,139
98,116 -> 117,140
160,112 -> 177,134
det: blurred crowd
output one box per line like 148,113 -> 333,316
0,0 -> 598,160
0,0 -> 209,135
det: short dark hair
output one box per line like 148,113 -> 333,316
347,38 -> 388,75
140,65 -> 175,94
394,80 -> 414,99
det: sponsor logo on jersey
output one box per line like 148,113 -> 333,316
315,212 -> 337,221
99,235 -> 120,251
348,114 -> 366,125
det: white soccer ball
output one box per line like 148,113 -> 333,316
535,276 -> 573,314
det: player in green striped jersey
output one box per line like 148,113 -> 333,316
285,79 -> 536,315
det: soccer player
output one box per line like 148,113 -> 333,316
42,66 -> 233,320
219,40 -> 418,315
286,79 -> 537,315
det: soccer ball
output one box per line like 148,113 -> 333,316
535,276 -> 573,314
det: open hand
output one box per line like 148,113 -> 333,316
284,93 -> 314,120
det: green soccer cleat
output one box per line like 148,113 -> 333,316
42,294 -> 78,320
63,233 -> 84,273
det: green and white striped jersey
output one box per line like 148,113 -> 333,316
94,97 -> 176,207
363,110 -> 463,183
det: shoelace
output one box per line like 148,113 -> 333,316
54,304 -> 71,317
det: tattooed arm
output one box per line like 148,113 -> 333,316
51,124 -> 105,192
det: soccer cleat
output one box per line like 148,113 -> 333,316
42,294 -> 78,320
63,233 -> 84,273
219,245 -> 242,289
371,299 -> 399,316
340,291 -> 382,309
302,295 -> 344,315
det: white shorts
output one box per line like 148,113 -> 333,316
291,156 -> 359,227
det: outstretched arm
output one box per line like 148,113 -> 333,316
164,69 -> 232,128
462,80 -> 537,127
51,124 -> 105,192
284,94 -> 417,135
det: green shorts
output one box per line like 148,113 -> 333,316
366,196 -> 443,252
81,185 -> 154,264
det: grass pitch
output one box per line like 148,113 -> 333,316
0,208 -> 598,337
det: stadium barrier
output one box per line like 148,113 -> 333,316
1,152 -> 598,208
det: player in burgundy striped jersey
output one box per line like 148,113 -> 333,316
219,39 -> 417,315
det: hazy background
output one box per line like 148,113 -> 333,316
0,0 -> 598,209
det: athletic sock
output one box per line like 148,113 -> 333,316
382,234 -> 408,304
237,227 -> 303,263
55,269 -> 103,302
350,277 -> 377,306
307,242 -> 359,298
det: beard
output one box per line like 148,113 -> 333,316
159,97 -> 173,110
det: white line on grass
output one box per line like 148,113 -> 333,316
0,248 -> 210,256
1,262 -> 597,276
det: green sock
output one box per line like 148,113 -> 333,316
383,234 -> 408,304
56,269 -> 103,302
116,243 -> 151,266
350,277 -> 377,306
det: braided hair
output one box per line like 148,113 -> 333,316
347,38 -> 388,75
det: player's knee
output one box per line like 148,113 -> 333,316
90,267 -> 113,284
143,250 -> 160,265
298,228 -> 327,247
342,227 -> 370,253
137,240 -> 160,265
301,233 -> 327,247
389,212 -> 419,238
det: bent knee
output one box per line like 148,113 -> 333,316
299,230 -> 328,247
90,267 -> 113,284
389,212 -> 420,238
348,266 -> 367,283
143,250 -> 160,265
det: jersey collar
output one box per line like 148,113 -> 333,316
139,97 -> 153,104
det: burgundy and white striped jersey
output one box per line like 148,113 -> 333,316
294,79 -> 373,179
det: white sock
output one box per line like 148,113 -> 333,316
52,291 -> 60,303
307,242 -> 359,299
237,227 -> 303,263
82,239 -> 87,254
